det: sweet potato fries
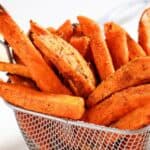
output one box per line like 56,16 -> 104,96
87,57 -> 150,107
104,22 -> 129,69
0,62 -> 30,78
84,84 -> 150,125
0,5 -> 70,94
0,5 -> 149,130
30,21 -> 96,97
0,81 -> 84,119
78,16 -> 115,80
112,104 -> 150,130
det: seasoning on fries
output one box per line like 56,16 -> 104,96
30,21 -> 96,97
0,4 -> 149,130
78,16 -> 115,80
0,81 -> 85,119
0,5 -> 71,94
85,84 -> 150,125
126,34 -> 146,59
87,57 -> 150,107
104,22 -> 129,69
112,104 -> 150,130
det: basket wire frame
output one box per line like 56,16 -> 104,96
7,103 -> 150,150
0,16 -> 150,150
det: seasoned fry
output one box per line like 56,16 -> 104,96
127,34 -> 146,59
33,33 -> 96,97
30,20 -> 49,35
30,21 -> 55,67
10,52 -> 37,89
70,36 -> 90,57
57,20 -> 73,41
0,62 -> 30,78
104,22 -> 129,69
0,5 -> 71,94
8,74 -> 37,89
112,104 -> 150,130
78,16 -> 115,80
31,22 -> 96,97
139,8 -> 150,55
1,5 -> 150,136
87,56 -> 150,107
0,81 -> 85,119
84,84 -> 150,125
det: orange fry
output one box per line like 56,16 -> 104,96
112,104 -> 150,130
87,56 -> 150,107
0,81 -> 85,120
104,22 -> 129,69
32,34 -> 96,97
78,16 -> 115,80
0,62 -> 30,78
0,5 -> 71,94
127,34 -> 146,59
70,36 -> 90,57
85,84 -> 150,125
30,20 -> 49,35
57,20 -> 73,41
8,74 -> 37,89
138,8 -> 150,55
30,21 -> 96,97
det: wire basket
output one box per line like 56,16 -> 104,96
0,2 -> 149,149
6,103 -> 150,150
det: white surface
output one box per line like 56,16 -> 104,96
0,0 -> 148,149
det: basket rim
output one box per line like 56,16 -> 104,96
5,101 -> 150,135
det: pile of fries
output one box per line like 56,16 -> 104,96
0,5 -> 150,130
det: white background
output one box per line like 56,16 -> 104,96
0,0 -> 149,149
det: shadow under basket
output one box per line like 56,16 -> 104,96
6,102 -> 150,150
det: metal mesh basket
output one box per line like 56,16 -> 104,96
6,103 -> 150,150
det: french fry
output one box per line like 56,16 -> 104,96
0,5 -> 71,94
10,51 -> 38,89
57,20 -> 73,41
104,22 -> 129,69
30,21 -> 55,67
103,20 -> 146,60
112,104 -> 150,130
0,62 -> 30,78
0,5 -> 150,141
30,22 -> 96,97
8,74 -> 37,89
127,34 -> 146,59
78,16 -> 115,80
31,21 -> 88,57
30,20 -> 49,35
138,8 -> 150,55
0,81 -> 85,119
84,84 -> 150,125
87,56 -> 150,107
7,47 -> 37,89
70,36 -> 90,57
32,33 -> 96,97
